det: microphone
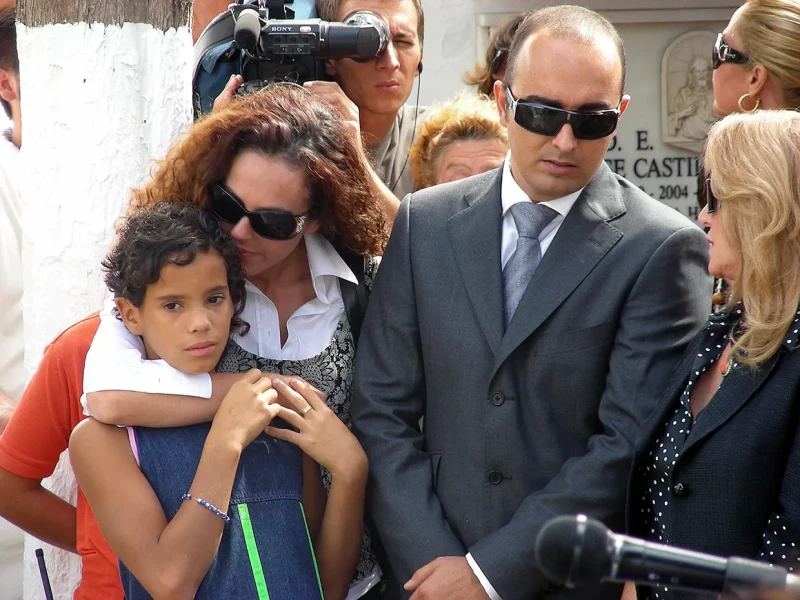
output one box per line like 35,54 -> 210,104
234,8 -> 263,52
535,515 -> 800,597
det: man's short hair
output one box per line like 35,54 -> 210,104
316,0 -> 425,47
504,5 -> 626,96
0,8 -> 18,120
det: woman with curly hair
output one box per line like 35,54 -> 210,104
81,84 -> 388,599
409,93 -> 507,190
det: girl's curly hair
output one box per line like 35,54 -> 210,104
103,202 -> 249,335
129,84 -> 388,257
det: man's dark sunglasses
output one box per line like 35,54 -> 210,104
705,178 -> 719,213
712,32 -> 750,70
505,86 -> 621,141
209,184 -> 309,241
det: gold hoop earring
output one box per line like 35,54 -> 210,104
738,93 -> 761,113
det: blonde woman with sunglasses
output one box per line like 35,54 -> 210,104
626,110 -> 800,600
712,0 -> 800,116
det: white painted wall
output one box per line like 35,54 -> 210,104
17,21 -> 193,600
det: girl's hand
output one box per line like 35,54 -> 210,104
266,378 -> 368,482
211,369 -> 280,452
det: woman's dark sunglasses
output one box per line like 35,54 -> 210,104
209,184 -> 309,241
505,86 -> 621,141
491,49 -> 508,76
705,178 -> 719,213
712,32 -> 750,70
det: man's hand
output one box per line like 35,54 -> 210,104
0,390 -> 16,435
213,74 -> 243,111
621,582 -> 638,600
303,81 -> 361,140
405,556 -> 491,600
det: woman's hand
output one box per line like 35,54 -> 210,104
267,378 -> 368,482
210,369 -> 280,452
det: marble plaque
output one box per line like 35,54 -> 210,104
662,30 -> 718,153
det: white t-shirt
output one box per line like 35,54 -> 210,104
0,131 -> 24,401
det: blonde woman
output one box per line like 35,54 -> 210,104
625,110 -> 800,600
408,93 -> 507,190
713,0 -> 800,115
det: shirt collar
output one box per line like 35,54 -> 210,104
709,301 -> 800,352
501,152 -> 583,217
305,233 -> 358,284
243,233 -> 358,307
785,307 -> 800,351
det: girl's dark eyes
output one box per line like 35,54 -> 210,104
165,302 -> 179,311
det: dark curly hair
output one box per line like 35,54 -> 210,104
128,83 -> 388,257
103,202 -> 249,335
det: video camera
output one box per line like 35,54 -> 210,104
193,0 -> 389,118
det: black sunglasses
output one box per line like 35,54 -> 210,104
505,86 -> 621,141
491,48 -> 508,76
712,32 -> 750,70
705,178 -> 719,213
210,184 -> 309,241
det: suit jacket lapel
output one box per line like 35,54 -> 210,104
681,350 -> 782,456
448,169 -> 505,355
494,165 -> 626,369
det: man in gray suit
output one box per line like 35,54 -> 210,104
352,6 -> 711,600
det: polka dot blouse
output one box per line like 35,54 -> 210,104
637,304 -> 800,599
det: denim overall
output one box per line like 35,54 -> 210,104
119,423 -> 324,600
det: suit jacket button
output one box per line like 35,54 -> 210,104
488,470 -> 503,485
673,482 -> 687,496
490,392 -> 505,406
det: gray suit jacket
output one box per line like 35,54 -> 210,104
352,164 -> 711,600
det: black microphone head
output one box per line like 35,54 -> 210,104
535,515 -> 613,588
234,8 -> 262,51
345,11 -> 389,57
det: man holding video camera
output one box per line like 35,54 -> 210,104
209,0 -> 424,217
311,0 -> 424,205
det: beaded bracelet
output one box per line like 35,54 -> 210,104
181,493 -> 231,524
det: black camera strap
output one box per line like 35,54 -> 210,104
266,0 -> 290,19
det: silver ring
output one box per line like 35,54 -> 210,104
301,405 -> 313,416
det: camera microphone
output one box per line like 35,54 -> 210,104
326,11 -> 389,59
234,8 -> 263,52
535,514 -> 800,597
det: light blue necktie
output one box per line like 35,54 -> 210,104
503,202 -> 558,326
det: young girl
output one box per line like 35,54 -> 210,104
70,203 -> 367,600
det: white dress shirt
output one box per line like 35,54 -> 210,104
500,152 -> 583,270
466,153 -> 583,600
82,233 -> 358,404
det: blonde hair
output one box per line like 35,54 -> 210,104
738,0 -> 800,108
704,110 -> 800,366
409,93 -> 508,190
